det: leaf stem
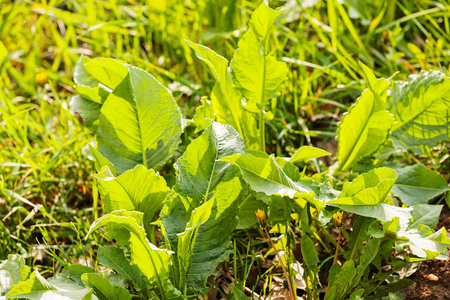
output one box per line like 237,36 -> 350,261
259,111 -> 265,152
262,227 -> 295,300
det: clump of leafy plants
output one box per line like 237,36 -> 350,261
2,3 -> 450,300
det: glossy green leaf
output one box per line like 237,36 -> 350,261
389,70 -> 450,153
96,63 -> 182,173
186,41 -> 259,149
89,144 -> 116,175
329,168 -> 397,205
301,236 -> 319,272
336,89 -> 394,171
97,247 -> 146,291
192,97 -> 214,132
93,165 -> 169,235
81,273 -> 131,300
72,57 -> 128,133
230,3 -> 288,113
360,62 -> 389,97
289,146 -> 330,164
160,123 -> 245,295
399,225 -> 450,260
236,194 -> 268,229
409,204 -> 443,229
391,164 -> 449,206
220,153 -> 323,209
7,270 -> 94,300
0,255 -> 30,297
88,210 -> 182,299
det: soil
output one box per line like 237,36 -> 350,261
403,202 -> 450,300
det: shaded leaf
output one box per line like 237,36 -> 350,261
81,273 -> 131,300
391,164 -> 449,206
389,70 -> 450,153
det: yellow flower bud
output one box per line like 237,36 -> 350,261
255,209 -> 267,225
36,72 -> 47,85
333,211 -> 343,227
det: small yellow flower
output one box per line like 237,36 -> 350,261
333,211 -> 343,227
36,72 -> 48,85
255,209 -> 267,226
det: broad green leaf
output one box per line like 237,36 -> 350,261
329,168 -> 397,205
359,62 -> 389,97
269,196 -> 292,224
186,41 -> 259,150
93,165 -> 169,235
391,164 -> 449,206
160,123 -> 245,295
88,210 -> 182,299
409,204 -> 443,229
230,3 -> 288,113
399,225 -> 450,260
81,273 -> 131,300
337,204 -> 412,232
96,63 -> 182,173
97,247 -> 146,291
0,255 -> 30,297
72,57 -> 127,133
336,89 -> 394,172
59,265 -> 95,286
89,144 -> 116,175
328,260 -> 355,299
220,154 -> 323,209
70,95 -> 104,133
74,57 -> 127,89
389,70 -> 450,153
289,146 -> 330,164
7,270 -> 94,300
192,97 -> 214,132
300,236 -> 319,273
236,194 -> 268,229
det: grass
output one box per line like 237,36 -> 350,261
1,0 -> 449,284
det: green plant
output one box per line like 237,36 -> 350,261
2,2 -> 450,300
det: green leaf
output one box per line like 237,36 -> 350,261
81,273 -> 131,300
160,123 -> 245,295
230,3 -> 288,113
289,146 -> 330,164
399,225 -> 450,260
236,194 -> 268,229
192,97 -> 214,132
7,270 -> 94,300
391,164 -> 450,206
269,196 -> 292,224
72,57 -> 129,133
409,204 -> 443,229
186,41 -> 259,150
89,144 -> 116,175
336,88 -> 394,171
88,210 -> 182,299
74,57 -> 128,89
359,62 -> 390,97
330,168 -> 398,205
0,255 -> 30,296
328,260 -> 355,299
97,247 -> 146,291
60,265 -> 95,286
389,70 -> 450,153
220,154 -> 323,209
96,63 -> 182,173
301,236 -> 319,272
93,165 -> 169,235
